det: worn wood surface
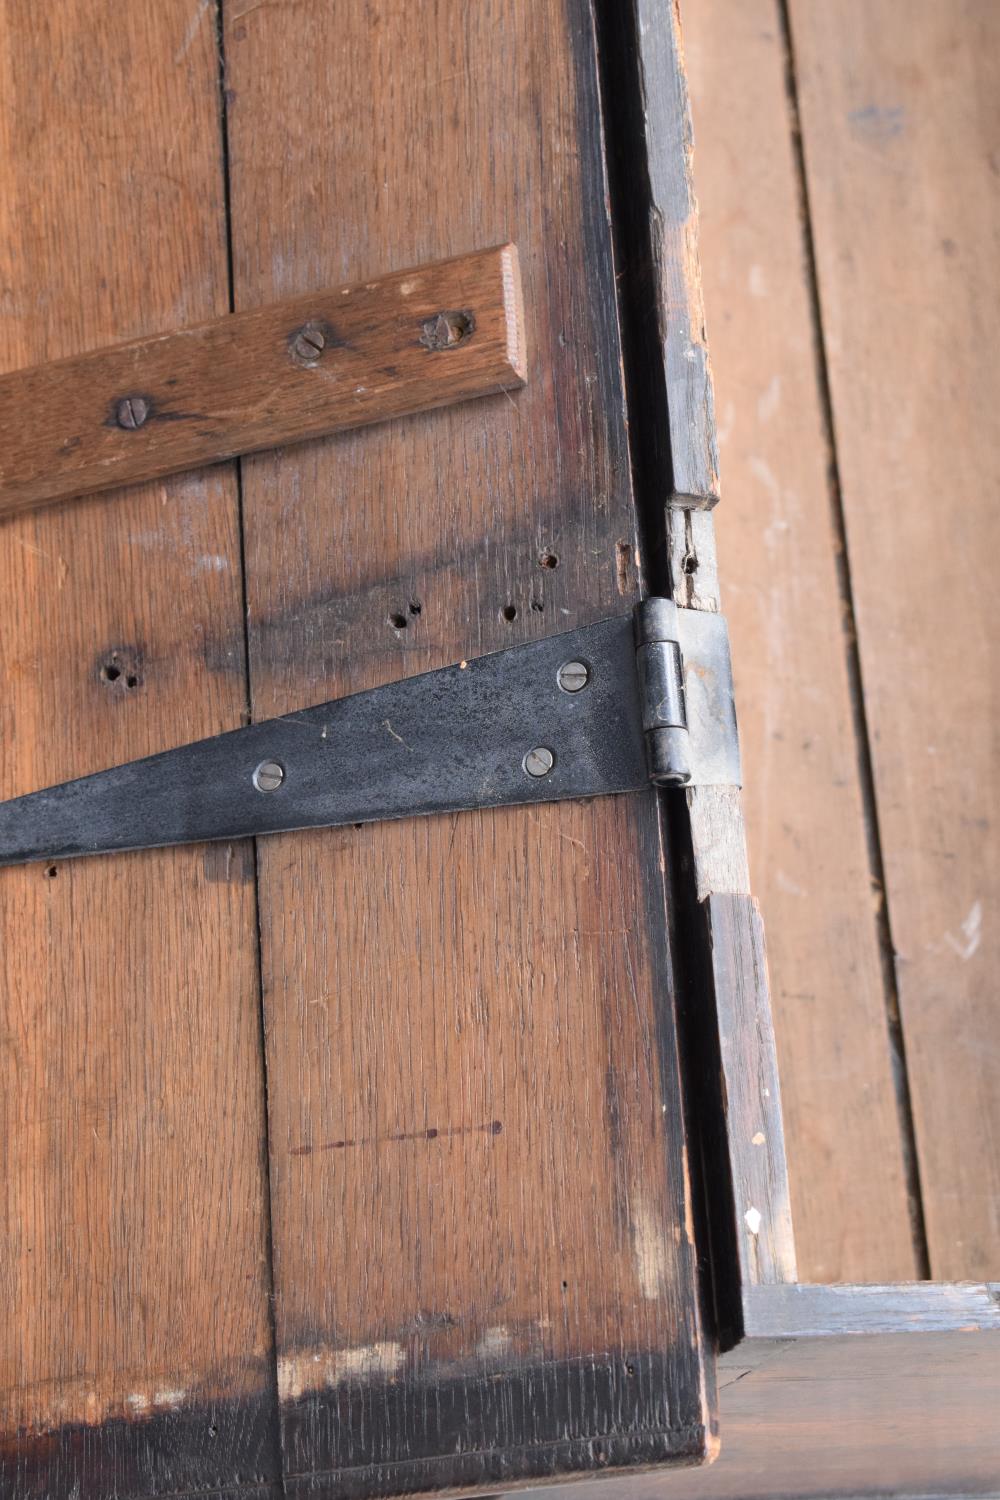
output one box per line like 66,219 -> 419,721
603,0 -> 719,511
704,894 -> 795,1291
683,0 -> 919,1282
224,0 -> 710,1491
0,246 -> 525,517
788,0 -> 1000,1279
744,1279 -> 1000,1338
0,2 -> 276,1497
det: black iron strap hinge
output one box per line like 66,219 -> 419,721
0,598 -> 740,867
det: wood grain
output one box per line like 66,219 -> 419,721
224,0 -> 711,1487
683,0 -> 918,1282
788,0 -> 1000,1279
0,1 -> 275,1492
0,246 -> 524,517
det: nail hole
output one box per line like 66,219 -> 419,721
539,552 -> 558,569
625,1362 -> 636,1377
353,823 -> 364,831
389,612 -> 407,630
102,663 -> 121,683
408,600 -> 422,616
561,1280 -> 569,1291
502,604 -> 517,622
126,675 -> 139,689
45,865 -> 58,879
208,1424 -> 218,1439
682,551 -> 698,575
530,599 -> 544,613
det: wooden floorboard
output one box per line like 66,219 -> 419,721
788,0 -> 1000,1280
682,0 -> 918,1281
0,2 -> 276,1495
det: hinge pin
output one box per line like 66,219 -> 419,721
634,598 -> 692,787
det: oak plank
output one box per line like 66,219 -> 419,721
224,0 -> 711,1488
0,2 -> 275,1493
788,0 -> 1000,1278
0,246 -> 525,517
683,0 -> 918,1281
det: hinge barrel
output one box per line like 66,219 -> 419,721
634,597 -> 692,786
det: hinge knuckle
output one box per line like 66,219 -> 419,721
634,599 -> 693,786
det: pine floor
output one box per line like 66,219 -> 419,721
684,0 -> 999,1283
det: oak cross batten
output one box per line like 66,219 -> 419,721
0,245 -> 525,515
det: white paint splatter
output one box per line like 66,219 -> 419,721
748,265 -> 767,298
476,1326 -> 511,1360
632,1194 -> 669,1300
751,1132 -> 766,1147
944,901 -> 982,961
744,1207 -> 762,1236
278,1342 -> 405,1402
775,868 -> 804,897
195,554 -> 229,573
152,1388 -> 187,1410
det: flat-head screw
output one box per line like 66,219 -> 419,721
557,660 -> 589,693
290,322 -> 327,364
523,746 -> 555,778
116,396 -> 150,430
253,760 -> 285,793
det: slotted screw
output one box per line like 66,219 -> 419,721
557,660 -> 589,693
253,760 -> 285,792
290,322 -> 327,363
523,746 -> 555,778
116,396 -> 150,430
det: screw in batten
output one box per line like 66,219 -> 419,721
289,322 -> 327,364
523,746 -> 555,778
115,396 -> 150,430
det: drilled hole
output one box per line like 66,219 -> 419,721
539,552 -> 558,569
389,612 -> 407,630
501,604 -> 517,623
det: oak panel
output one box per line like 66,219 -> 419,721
224,0 -> 710,1486
0,2 -> 275,1493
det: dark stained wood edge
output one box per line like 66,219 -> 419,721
596,0 -> 796,1318
0,1381 -> 279,1500
279,1352 -> 707,1496
744,1280 -> 1000,1339
597,0 -> 719,511
0,245 -> 525,516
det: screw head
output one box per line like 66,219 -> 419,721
290,321 -> 327,364
253,760 -> 285,793
557,659 -> 589,693
116,395 -> 150,430
523,746 -> 555,778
